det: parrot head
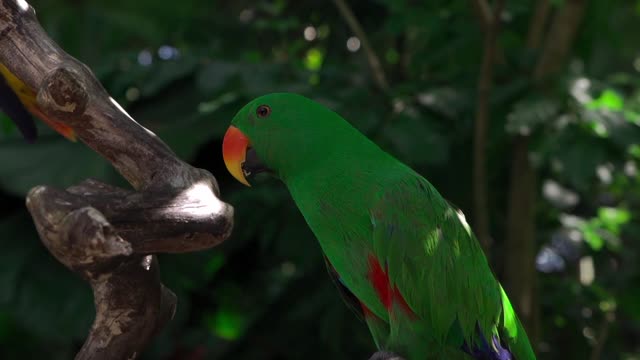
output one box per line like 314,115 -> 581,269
222,93 -> 354,186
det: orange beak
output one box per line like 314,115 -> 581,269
222,126 -> 251,186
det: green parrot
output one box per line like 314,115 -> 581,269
222,93 -> 536,360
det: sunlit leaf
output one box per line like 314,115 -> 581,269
588,117 -> 609,137
626,110 -> 640,125
304,48 -> 324,71
581,223 -> 604,251
588,89 -> 624,111
597,206 -> 631,234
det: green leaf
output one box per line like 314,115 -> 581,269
588,89 -> 624,111
597,206 -> 631,234
304,48 -> 324,71
581,222 -> 604,251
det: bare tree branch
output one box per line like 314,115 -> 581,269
332,0 -> 389,92
534,0 -> 587,80
590,311 -> 615,360
30,179 -> 232,254
470,0 -> 506,64
504,0 -> 587,344
471,0 -> 495,32
472,0 -> 506,253
0,0 -> 201,191
0,0 -> 234,358
526,0 -> 551,50
26,183 -> 181,360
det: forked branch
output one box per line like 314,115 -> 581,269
0,0 -> 234,358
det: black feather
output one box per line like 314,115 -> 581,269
323,255 -> 365,321
0,73 -> 37,142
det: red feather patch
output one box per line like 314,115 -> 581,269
368,255 -> 393,309
367,254 -> 417,319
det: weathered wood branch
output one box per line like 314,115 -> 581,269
27,185 -> 177,359
30,179 -> 232,254
0,0 -> 234,358
0,0 -> 201,191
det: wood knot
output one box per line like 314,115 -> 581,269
0,20 -> 14,39
38,67 -> 88,117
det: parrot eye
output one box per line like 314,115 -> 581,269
256,105 -> 271,118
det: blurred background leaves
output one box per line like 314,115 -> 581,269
0,0 -> 639,359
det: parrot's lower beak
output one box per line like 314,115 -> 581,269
222,126 -> 269,187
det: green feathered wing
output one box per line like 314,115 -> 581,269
366,171 -> 536,359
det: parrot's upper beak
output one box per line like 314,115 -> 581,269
222,126 -> 270,187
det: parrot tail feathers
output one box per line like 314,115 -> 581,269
361,302 -> 391,351
498,286 -> 537,360
460,323 -> 513,360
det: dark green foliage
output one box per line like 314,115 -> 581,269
0,0 -> 639,359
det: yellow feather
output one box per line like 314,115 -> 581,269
0,63 -> 77,141
0,63 -> 37,109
